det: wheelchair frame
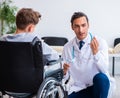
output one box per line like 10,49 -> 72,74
0,40 -> 67,98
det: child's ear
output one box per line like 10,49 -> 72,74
28,24 -> 34,32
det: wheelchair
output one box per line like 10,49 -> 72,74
0,39 -> 67,98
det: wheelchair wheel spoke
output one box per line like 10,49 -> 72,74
37,77 -> 66,98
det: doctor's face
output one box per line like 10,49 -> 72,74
72,16 -> 89,40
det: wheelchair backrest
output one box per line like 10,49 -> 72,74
42,36 -> 68,46
0,40 -> 44,93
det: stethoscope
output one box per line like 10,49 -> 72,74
71,32 -> 93,61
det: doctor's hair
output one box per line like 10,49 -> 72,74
71,12 -> 89,25
16,8 -> 41,30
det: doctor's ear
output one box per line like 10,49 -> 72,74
71,24 -> 74,30
88,23 -> 89,28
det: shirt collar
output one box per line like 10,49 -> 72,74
76,33 -> 91,46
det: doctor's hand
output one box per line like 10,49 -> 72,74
63,63 -> 70,75
90,37 -> 99,55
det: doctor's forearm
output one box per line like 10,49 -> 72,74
94,51 -> 109,72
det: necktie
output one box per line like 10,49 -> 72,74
79,40 -> 85,50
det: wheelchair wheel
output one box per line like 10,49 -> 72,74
36,77 -> 66,98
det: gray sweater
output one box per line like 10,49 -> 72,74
0,32 -> 59,63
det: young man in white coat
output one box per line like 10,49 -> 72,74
62,12 -> 111,98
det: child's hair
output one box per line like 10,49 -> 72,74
16,8 -> 41,30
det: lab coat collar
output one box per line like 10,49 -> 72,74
74,33 -> 92,51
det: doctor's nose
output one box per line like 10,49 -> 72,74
78,27 -> 83,32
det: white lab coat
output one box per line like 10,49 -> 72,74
62,33 -> 116,97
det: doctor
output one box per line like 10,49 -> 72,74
62,12 -> 110,98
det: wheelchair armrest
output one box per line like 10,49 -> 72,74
46,58 -> 62,66
44,58 -> 63,81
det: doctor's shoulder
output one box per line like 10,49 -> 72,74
63,38 -> 74,48
62,39 -> 75,53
